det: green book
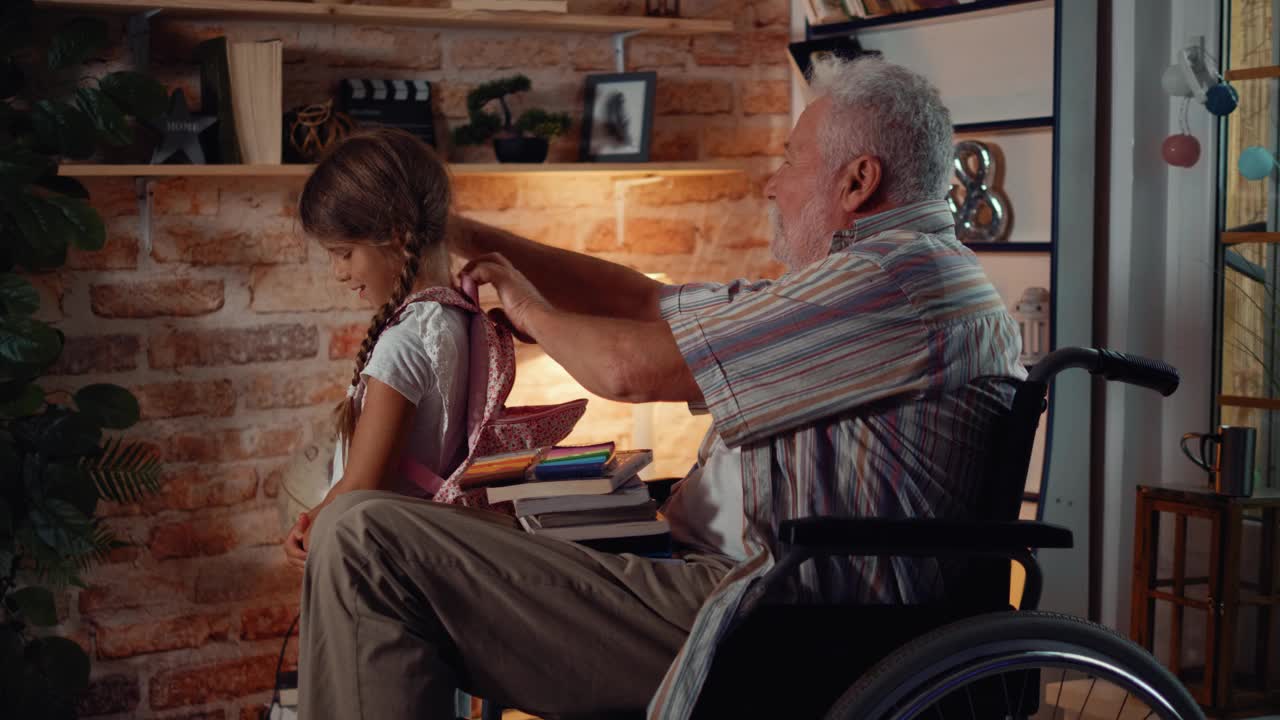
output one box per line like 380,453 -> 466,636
195,37 -> 241,164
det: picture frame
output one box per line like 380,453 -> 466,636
579,72 -> 657,163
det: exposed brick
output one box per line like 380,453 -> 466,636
220,180 -> 299,218
625,35 -> 691,69
450,36 -> 566,69
78,673 -> 140,716
329,26 -> 442,70
165,426 -> 303,464
145,465 -> 259,513
436,81 -> 475,119
656,78 -> 733,115
91,279 -> 225,318
151,177 -> 219,216
453,176 -> 520,211
246,371 -> 345,410
329,323 -> 369,360
152,216 -> 305,265
692,30 -> 789,67
29,272 -> 65,322
741,78 -> 790,115
135,379 -> 237,420
48,334 -> 140,376
149,324 -> 318,370
67,231 -> 140,270
194,549 -> 303,605
586,218 -> 699,254
96,612 -> 233,660
248,262 -> 363,313
158,711 -> 226,720
628,174 -> 753,206
751,0 -> 789,26
84,177 -> 141,218
650,127 -> 700,161
241,603 -> 301,640
150,654 -> 277,710
703,123 -> 787,158
571,37 -> 614,70
517,176 -> 614,209
79,568 -> 188,615
150,507 -> 281,561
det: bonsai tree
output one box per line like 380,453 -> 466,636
1,2 -> 164,716
452,74 -> 572,147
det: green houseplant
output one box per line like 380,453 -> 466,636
452,74 -> 572,163
1,2 -> 165,716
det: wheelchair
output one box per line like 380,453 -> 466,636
485,347 -> 1205,720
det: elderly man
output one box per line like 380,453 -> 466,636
295,55 -> 1023,719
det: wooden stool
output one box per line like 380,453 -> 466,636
1130,485 -> 1280,717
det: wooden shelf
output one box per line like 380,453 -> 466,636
954,116 -> 1054,134
1225,65 -> 1280,82
806,0 -> 1044,37
965,242 -> 1052,253
1222,231 -> 1280,245
1219,395 -> 1280,411
58,161 -> 747,178
34,0 -> 733,34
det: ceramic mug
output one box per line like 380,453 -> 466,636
1180,425 -> 1256,496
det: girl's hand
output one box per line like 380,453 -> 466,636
284,511 -> 312,569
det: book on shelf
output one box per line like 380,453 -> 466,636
227,39 -> 283,164
804,0 -> 849,24
511,476 -> 651,517
195,37 -> 239,164
485,450 -> 653,504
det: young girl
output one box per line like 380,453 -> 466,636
282,127 -> 468,568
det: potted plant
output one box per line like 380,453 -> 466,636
452,74 -> 572,163
1,2 -> 164,715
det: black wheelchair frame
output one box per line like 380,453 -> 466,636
486,347 -> 1200,720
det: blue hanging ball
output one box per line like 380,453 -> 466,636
1205,82 -> 1238,116
1239,146 -> 1276,181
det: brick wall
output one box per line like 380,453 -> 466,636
42,1 -> 789,716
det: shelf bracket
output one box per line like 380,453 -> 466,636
613,175 -> 664,249
126,9 -> 162,71
136,177 -> 153,255
612,30 -> 643,72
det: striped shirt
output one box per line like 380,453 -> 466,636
648,199 -> 1026,718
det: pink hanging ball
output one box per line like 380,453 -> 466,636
1162,133 -> 1201,167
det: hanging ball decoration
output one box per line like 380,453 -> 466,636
1204,82 -> 1239,116
1161,134 -> 1201,167
1239,145 -> 1278,181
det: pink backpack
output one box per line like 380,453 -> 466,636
386,282 -> 587,509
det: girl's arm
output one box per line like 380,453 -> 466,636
284,379 -> 415,566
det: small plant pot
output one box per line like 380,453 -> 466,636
493,136 -> 549,163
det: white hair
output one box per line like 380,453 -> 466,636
808,55 -> 953,205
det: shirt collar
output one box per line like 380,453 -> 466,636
828,199 -> 956,254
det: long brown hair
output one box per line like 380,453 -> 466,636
298,127 -> 452,441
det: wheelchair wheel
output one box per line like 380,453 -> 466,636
824,611 -> 1203,720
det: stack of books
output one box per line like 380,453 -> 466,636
469,443 -> 671,555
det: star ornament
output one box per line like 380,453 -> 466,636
149,88 -> 216,164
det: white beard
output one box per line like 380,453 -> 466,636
769,200 -> 832,269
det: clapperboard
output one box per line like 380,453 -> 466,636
339,79 -> 436,147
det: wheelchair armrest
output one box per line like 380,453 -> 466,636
778,517 -> 1073,556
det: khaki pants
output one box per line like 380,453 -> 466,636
298,490 -> 734,719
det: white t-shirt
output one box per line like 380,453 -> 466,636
330,301 -> 470,496
661,429 -> 748,561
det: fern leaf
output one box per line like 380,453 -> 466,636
82,436 -> 160,504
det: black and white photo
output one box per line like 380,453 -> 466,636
579,72 -> 656,162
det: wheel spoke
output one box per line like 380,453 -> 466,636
963,682 -> 977,720
1114,691 -> 1130,720
1052,668 -> 1067,719
1078,676 -> 1098,716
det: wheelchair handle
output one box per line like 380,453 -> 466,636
1026,347 -> 1180,396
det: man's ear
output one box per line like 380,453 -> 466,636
836,155 -> 883,214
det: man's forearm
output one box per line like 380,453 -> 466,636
451,216 -> 664,321
523,302 -> 703,405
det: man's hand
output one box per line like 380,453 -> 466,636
459,253 -> 550,343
